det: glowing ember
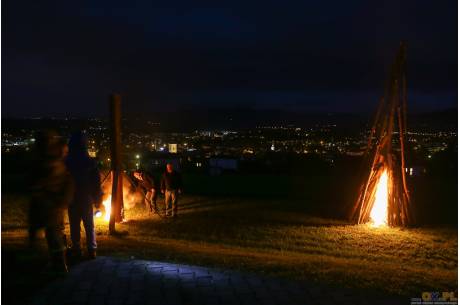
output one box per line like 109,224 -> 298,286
369,169 -> 389,227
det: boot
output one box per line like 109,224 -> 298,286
68,247 -> 82,264
49,251 -> 68,275
88,249 -> 97,260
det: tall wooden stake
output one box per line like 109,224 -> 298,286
109,93 -> 124,234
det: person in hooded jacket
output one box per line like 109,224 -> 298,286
29,129 -> 74,273
66,131 -> 102,259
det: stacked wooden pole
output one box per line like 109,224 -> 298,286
351,42 -> 413,226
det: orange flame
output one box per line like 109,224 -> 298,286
369,169 -> 389,227
102,195 -> 112,221
98,173 -> 143,222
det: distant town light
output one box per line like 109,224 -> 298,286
135,154 -> 140,159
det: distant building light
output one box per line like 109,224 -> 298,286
169,144 -> 178,153
135,154 -> 140,159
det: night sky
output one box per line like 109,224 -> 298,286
3,0 -> 458,117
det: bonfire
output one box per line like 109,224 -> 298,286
351,42 -> 412,227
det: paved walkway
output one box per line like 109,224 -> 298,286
32,257 -> 406,305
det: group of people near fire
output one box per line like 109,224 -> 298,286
28,129 -> 183,274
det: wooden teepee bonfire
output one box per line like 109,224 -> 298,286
351,42 -> 412,227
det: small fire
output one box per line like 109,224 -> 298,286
97,173 -> 143,222
369,169 -> 389,227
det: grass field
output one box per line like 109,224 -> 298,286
2,193 -> 457,301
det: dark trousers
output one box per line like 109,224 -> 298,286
68,204 -> 96,251
29,225 -> 66,253
29,204 -> 66,253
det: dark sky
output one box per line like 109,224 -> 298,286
3,0 -> 458,117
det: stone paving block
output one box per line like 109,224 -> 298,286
213,278 -> 232,288
197,276 -> 213,287
144,298 -> 168,305
251,286 -> 271,298
130,273 -> 145,282
193,285 -> 216,297
220,294 -> 241,305
214,287 -> 237,298
87,295 -> 106,305
202,296 -> 220,305
177,265 -> 194,271
147,264 -> 164,271
220,300 -> 242,305
244,276 -> 265,288
238,292 -> 258,305
68,291 -> 89,304
76,280 -> 93,291
255,296 -> 279,305
191,267 -> 211,277
106,300 -> 124,305
178,272 -> 195,282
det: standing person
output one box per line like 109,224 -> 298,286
66,131 -> 102,259
29,130 -> 74,274
133,169 -> 157,212
161,163 -> 183,217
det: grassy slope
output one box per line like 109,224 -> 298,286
2,194 -> 457,298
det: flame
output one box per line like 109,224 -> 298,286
98,173 -> 143,222
102,195 -> 112,221
369,169 -> 389,227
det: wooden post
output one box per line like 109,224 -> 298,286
109,93 -> 124,234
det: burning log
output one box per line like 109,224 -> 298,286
351,42 -> 413,227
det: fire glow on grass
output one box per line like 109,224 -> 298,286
369,169 -> 389,227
